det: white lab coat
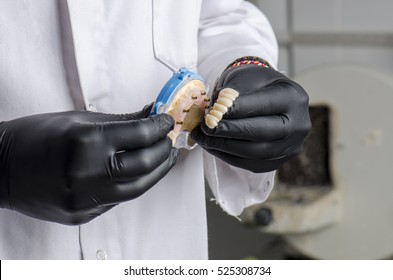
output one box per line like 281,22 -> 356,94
0,0 -> 278,259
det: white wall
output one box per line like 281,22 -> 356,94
251,0 -> 393,76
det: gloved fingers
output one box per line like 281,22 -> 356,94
81,103 -> 154,122
103,114 -> 174,150
110,137 -> 172,182
107,102 -> 154,120
109,148 -> 179,203
216,65 -> 286,91
196,136 -> 267,159
200,115 -> 291,141
219,83 -> 291,119
203,147 -> 291,173
192,126 -> 296,159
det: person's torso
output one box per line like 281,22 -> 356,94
0,0 -> 208,259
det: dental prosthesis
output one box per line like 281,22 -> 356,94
204,56 -> 271,129
204,88 -> 239,129
151,68 -> 239,149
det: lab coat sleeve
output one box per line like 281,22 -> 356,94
197,0 -> 278,216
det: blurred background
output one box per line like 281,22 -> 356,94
206,0 -> 393,260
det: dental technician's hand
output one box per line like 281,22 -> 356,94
0,105 -> 178,225
192,63 -> 311,173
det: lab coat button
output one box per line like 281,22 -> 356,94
88,104 -> 97,112
96,249 -> 107,260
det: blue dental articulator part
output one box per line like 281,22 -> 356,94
150,68 -> 209,150
151,68 -> 205,115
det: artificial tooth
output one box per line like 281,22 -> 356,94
217,97 -> 233,108
208,114 -> 219,123
218,92 -> 237,101
205,114 -> 219,129
209,109 -> 223,121
220,88 -> 239,98
213,103 -> 228,114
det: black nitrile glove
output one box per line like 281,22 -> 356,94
0,105 -> 179,225
192,64 -> 311,173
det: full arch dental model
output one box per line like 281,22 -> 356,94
204,88 -> 239,129
150,68 -> 210,150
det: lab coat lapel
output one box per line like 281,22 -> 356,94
152,0 -> 199,71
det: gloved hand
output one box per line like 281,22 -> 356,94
192,64 -> 311,173
0,105 -> 178,225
